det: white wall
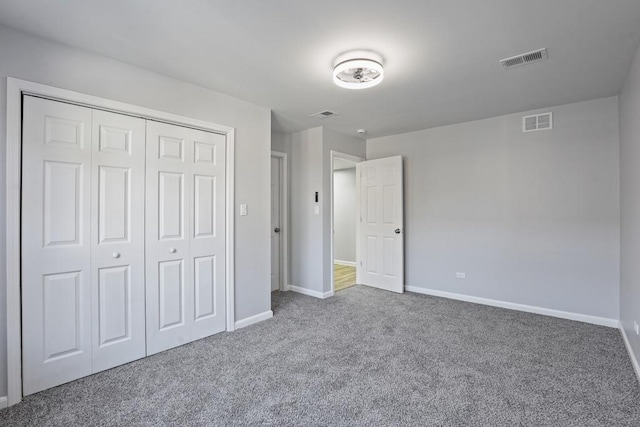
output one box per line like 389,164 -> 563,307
271,130 -> 291,155
620,40 -> 640,369
367,97 -> 620,321
0,24 -> 272,398
333,168 -> 357,263
290,127 -> 324,292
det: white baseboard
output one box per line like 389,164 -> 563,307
405,286 -> 619,328
620,324 -> 640,384
334,260 -> 357,267
234,310 -> 273,330
0,396 -> 7,410
289,285 -> 334,299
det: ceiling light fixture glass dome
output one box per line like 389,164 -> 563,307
333,51 -> 384,90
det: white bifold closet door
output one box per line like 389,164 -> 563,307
22,96 -> 227,395
145,121 -> 227,355
90,109 -> 146,373
22,96 -> 146,395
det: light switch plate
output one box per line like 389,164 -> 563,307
314,205 -> 320,215
240,204 -> 248,216
456,272 -> 466,279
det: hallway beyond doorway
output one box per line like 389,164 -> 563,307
334,264 -> 356,292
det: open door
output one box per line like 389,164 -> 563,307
356,156 -> 404,293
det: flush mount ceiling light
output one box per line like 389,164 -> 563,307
333,51 -> 384,90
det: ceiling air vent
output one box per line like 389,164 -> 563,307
523,112 -> 553,133
500,48 -> 548,70
310,110 -> 338,119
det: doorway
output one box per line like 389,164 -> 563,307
271,151 -> 288,293
330,151 -> 363,293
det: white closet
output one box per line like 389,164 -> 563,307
21,96 -> 226,395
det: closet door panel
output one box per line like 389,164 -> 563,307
190,129 -> 226,340
158,259 -> 185,328
146,121 -> 193,355
22,96 -> 93,395
146,123 -> 226,354
91,110 -> 146,372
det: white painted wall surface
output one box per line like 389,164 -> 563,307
0,24 -> 272,397
367,97 -> 620,320
271,131 -> 291,155
290,127 -> 324,292
333,168 -> 357,263
620,39 -> 640,369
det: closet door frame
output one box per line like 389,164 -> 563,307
5,77 -> 236,407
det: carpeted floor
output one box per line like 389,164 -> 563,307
2,285 -> 639,426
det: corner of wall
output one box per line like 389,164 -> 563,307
619,35 -> 640,385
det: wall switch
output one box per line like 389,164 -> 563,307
314,205 -> 320,215
240,204 -> 248,216
634,321 -> 639,335
456,272 -> 466,279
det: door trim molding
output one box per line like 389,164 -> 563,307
329,151 -> 364,295
5,77 -> 236,406
271,151 -> 289,292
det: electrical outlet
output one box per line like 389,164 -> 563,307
456,272 -> 466,279
634,321 -> 639,336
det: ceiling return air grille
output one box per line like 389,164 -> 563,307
500,48 -> 548,69
523,112 -> 553,132
310,110 -> 338,119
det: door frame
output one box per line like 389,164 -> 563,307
329,150 -> 364,294
5,77 -> 236,406
270,151 -> 289,292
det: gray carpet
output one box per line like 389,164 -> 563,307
2,285 -> 639,426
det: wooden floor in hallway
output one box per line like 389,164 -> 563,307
334,263 -> 356,292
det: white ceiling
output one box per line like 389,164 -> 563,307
1,0 -> 639,139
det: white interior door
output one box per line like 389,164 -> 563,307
145,121 -> 226,355
271,156 -> 281,292
22,96 -> 93,395
90,109 -> 146,373
356,156 -> 404,293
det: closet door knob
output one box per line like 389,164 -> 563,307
112,252 -> 121,259
169,248 -> 177,254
